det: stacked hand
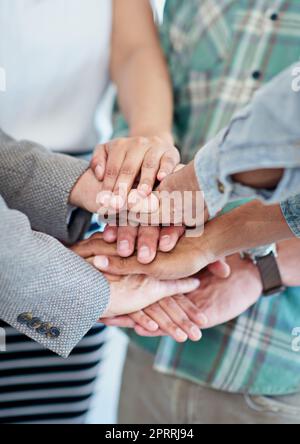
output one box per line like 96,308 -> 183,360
71,234 -> 203,342
102,254 -> 263,338
69,135 -> 257,343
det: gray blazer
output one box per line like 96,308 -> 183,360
0,129 -> 110,358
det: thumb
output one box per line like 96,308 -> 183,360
207,260 -> 231,278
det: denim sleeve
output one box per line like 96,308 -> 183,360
195,63 -> 300,217
281,195 -> 300,238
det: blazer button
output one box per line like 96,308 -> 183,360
36,323 -> 51,336
47,327 -> 61,339
17,313 -> 33,325
27,317 -> 42,330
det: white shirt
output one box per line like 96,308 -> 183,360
0,0 -> 112,153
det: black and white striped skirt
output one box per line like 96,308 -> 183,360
0,321 -> 107,424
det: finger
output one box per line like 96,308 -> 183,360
159,226 -> 185,252
144,303 -> 188,342
92,252 -> 200,281
137,226 -> 160,264
100,144 -> 127,203
117,226 -> 138,257
101,316 -> 136,328
134,325 -> 167,337
208,260 -> 231,278
159,278 -> 201,299
128,190 -> 160,215
93,254 -> 146,276
91,144 -> 108,181
157,149 -> 180,181
111,150 -> 145,208
138,148 -> 165,197
174,294 -> 209,328
70,237 -> 118,258
103,225 -> 118,243
129,311 -> 159,332
158,298 -> 202,341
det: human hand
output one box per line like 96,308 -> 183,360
90,134 -> 180,209
184,254 -> 263,329
125,160 -> 209,228
102,224 -> 185,264
70,234 -> 200,318
102,294 -> 206,342
102,273 -> 200,319
107,253 -> 262,339
92,232 -> 215,280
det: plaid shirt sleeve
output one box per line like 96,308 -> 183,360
281,195 -> 300,238
195,64 -> 300,217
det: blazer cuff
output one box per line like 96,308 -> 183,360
1,248 -> 110,358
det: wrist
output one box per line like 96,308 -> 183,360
233,169 -> 284,189
130,128 -> 174,145
69,169 -> 102,213
231,254 -> 264,294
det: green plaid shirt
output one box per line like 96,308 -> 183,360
113,0 -> 300,395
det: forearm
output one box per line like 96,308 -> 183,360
111,0 -> 173,140
207,201 -> 295,260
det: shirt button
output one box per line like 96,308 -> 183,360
47,327 -> 61,339
27,317 -> 42,330
266,9 -> 279,21
270,12 -> 279,21
17,312 -> 33,325
217,180 -> 225,194
252,70 -> 262,80
36,323 -> 51,336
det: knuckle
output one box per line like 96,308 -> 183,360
135,136 -> 148,146
143,157 -> 157,170
105,166 -> 119,179
164,298 -> 177,310
162,155 -> 176,166
120,165 -> 136,176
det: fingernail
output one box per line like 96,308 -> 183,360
138,246 -> 151,260
158,171 -> 167,180
160,235 -> 171,249
190,326 -> 202,341
118,240 -> 130,253
176,329 -> 188,342
138,184 -> 151,197
104,231 -> 116,242
196,313 -> 208,326
98,192 -> 111,207
94,256 -> 109,270
148,321 -> 159,331
95,165 -> 104,180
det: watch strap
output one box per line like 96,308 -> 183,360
256,252 -> 286,297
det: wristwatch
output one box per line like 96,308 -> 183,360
241,244 -> 286,297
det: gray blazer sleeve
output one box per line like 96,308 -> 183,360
0,195 -> 110,358
0,129 -> 92,244
0,130 -> 110,357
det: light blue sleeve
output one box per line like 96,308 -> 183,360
194,63 -> 300,217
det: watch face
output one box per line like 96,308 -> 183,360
245,244 -> 277,261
